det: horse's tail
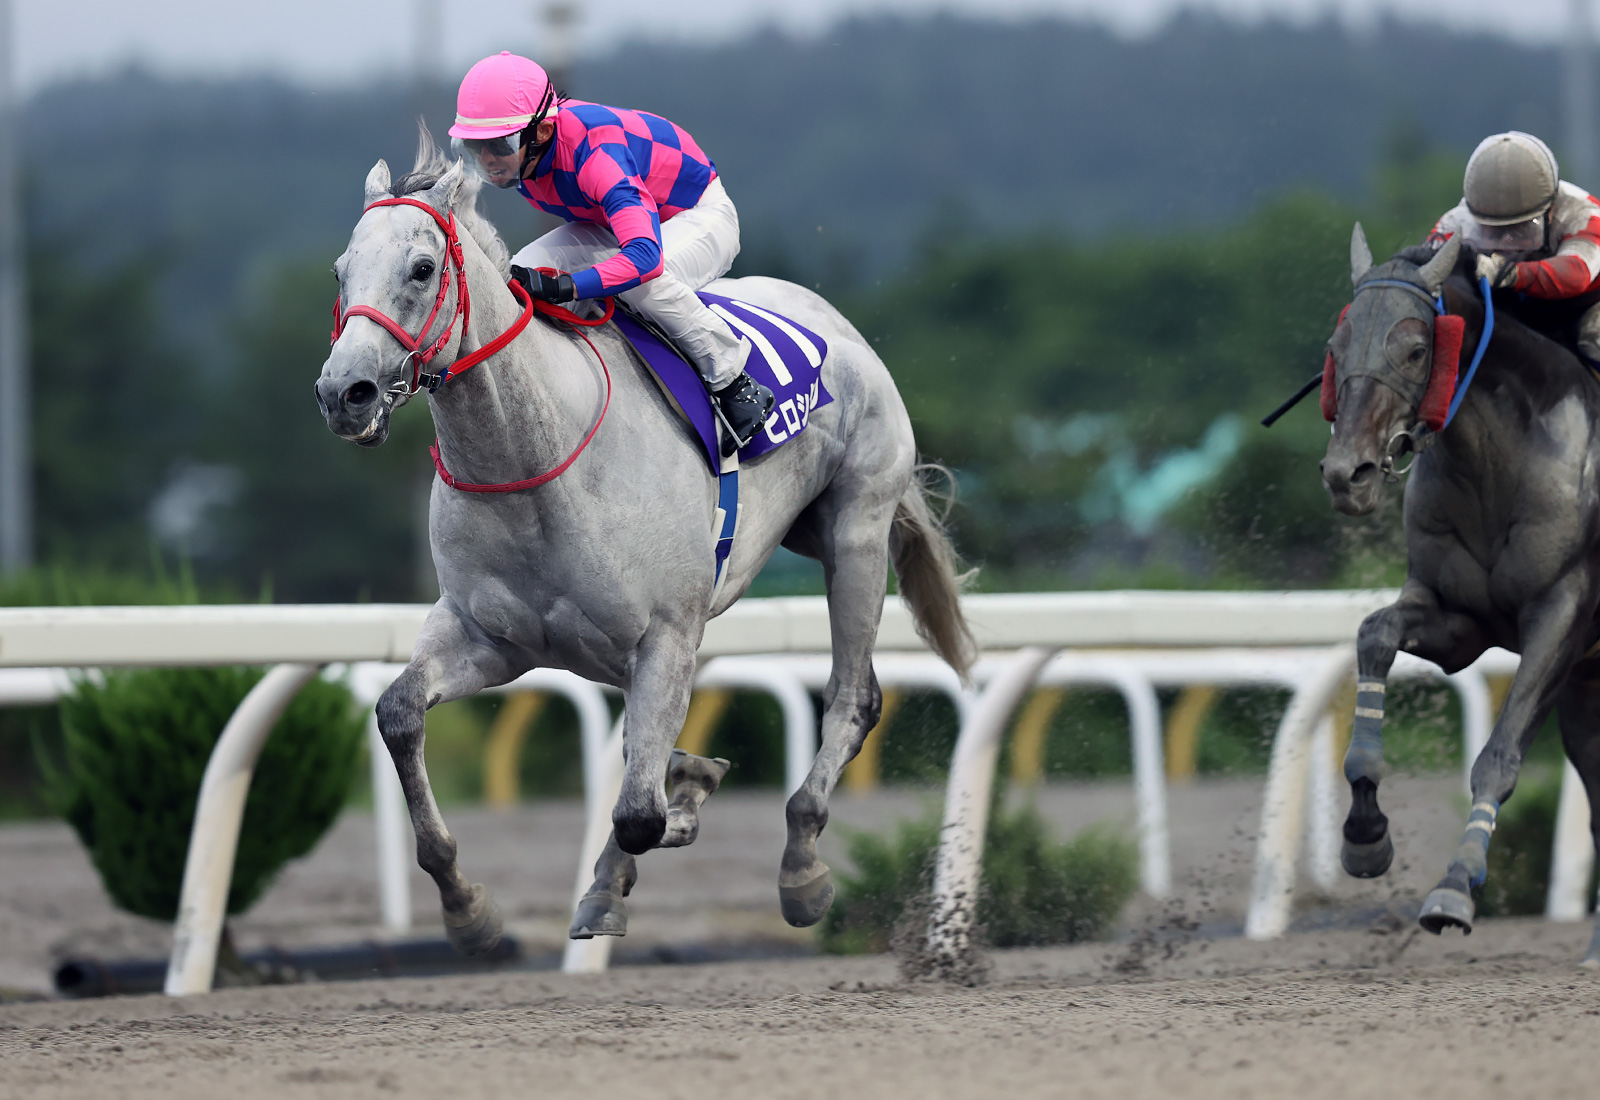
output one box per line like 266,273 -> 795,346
890,463 -> 978,680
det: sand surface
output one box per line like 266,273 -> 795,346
12,773 -> 1591,1098
3,918 -> 1598,1100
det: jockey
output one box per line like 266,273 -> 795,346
448,51 -> 775,449
1428,131 -> 1600,363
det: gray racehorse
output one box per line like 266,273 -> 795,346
315,130 -> 976,952
1321,225 -> 1600,962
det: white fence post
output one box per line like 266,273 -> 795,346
927,646 -> 1055,967
1446,667 -> 1494,798
1547,760 -> 1595,922
1245,644 -> 1355,940
165,663 -> 321,995
1306,715 -> 1341,892
1095,662 -> 1169,898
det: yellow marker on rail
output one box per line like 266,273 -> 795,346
675,688 -> 732,758
1009,688 -> 1066,786
1164,684 -> 1218,783
483,692 -> 547,807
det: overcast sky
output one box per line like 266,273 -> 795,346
11,0 -> 1589,92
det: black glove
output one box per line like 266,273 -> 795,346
510,264 -> 576,303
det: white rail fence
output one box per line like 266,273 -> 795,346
0,592 -> 1592,991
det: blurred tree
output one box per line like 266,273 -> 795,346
29,246 -> 198,568
206,260 -> 436,601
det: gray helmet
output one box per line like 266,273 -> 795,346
1464,131 -> 1560,225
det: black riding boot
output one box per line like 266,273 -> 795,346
713,371 -> 775,455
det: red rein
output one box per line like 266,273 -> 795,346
331,197 -> 614,493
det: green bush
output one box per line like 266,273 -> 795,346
820,801 -> 1139,954
45,667 -> 365,920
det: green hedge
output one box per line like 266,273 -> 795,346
44,667 -> 365,920
821,801 -> 1138,955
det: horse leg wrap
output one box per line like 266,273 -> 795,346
1342,680 -> 1387,785
658,749 -> 731,849
1453,800 -> 1498,888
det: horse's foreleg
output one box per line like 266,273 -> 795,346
375,601 -> 522,955
1420,578 -> 1591,935
779,514 -> 891,928
1342,585 -> 1483,878
569,749 -> 728,940
612,625 -> 701,855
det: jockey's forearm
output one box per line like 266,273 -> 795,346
571,234 -> 664,299
1513,252 -> 1600,298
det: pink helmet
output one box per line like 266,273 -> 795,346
448,52 -> 553,141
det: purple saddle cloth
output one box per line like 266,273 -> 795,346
612,291 -> 833,474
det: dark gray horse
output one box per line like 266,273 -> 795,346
1321,226 -> 1600,963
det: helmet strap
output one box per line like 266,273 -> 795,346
518,86 -> 559,180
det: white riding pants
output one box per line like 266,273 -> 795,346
511,176 -> 747,388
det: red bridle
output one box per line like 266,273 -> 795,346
329,195 -> 617,492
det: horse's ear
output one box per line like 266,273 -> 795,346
428,159 -> 468,212
1419,234 -> 1462,295
1350,222 -> 1373,287
364,160 -> 391,205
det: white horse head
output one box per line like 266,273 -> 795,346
317,124 -> 508,445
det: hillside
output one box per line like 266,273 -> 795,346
21,13 -> 1571,355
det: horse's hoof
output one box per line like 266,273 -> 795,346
1418,887 -> 1475,935
443,883 -> 503,956
569,891 -> 628,939
1580,954 -> 1600,970
658,807 -> 700,848
1341,832 -> 1394,878
778,866 -> 835,928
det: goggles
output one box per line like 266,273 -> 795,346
1463,212 -> 1547,256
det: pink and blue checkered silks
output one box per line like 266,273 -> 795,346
516,100 -> 718,300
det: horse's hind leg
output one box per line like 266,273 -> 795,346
376,601 -> 523,956
660,748 -> 731,847
777,491 -> 896,927
1419,579 -> 1589,934
1554,665 -> 1600,966
1343,585 -> 1484,878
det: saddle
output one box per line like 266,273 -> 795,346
612,293 -> 834,475
608,292 -> 834,591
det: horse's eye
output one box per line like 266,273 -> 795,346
411,259 -> 435,283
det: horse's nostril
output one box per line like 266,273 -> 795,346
344,380 -> 379,409
314,382 -> 330,416
1349,462 -> 1377,486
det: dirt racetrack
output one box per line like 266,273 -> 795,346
3,916 -> 1598,1100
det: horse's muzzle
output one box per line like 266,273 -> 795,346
1321,453 -> 1381,515
315,371 -> 392,446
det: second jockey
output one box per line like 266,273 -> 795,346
1428,130 -> 1600,364
448,51 -> 775,449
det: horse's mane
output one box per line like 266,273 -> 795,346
391,121 -> 512,279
